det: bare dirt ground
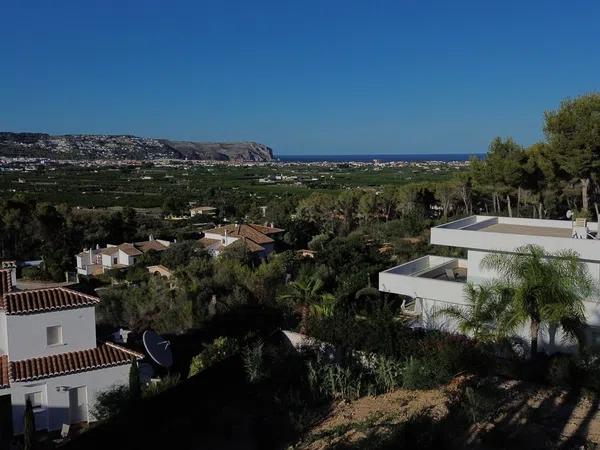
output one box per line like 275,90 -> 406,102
294,376 -> 600,450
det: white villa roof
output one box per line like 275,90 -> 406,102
430,216 -> 600,262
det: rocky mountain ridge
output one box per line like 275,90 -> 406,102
0,132 -> 274,161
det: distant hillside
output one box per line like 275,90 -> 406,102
0,132 -> 274,161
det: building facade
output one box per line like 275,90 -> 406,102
378,216 -> 600,353
0,269 -> 142,438
75,237 -> 173,276
199,223 -> 284,259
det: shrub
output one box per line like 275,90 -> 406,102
401,357 -> 440,390
370,354 -> 404,393
306,353 -> 365,401
21,266 -> 43,280
462,386 -> 496,423
547,354 -> 575,386
573,354 -> 600,391
144,374 -> 180,397
243,340 -> 268,383
93,385 -> 130,421
188,336 -> 239,377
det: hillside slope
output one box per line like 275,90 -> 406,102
0,132 -> 274,161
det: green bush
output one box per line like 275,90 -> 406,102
21,266 -> 43,280
306,356 -> 365,401
401,357 -> 440,390
188,336 -> 239,377
371,354 -> 404,393
243,340 -> 268,383
144,374 -> 180,397
547,355 -> 575,386
93,385 -> 130,421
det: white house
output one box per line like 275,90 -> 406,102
0,268 -> 143,437
190,206 -> 217,217
199,223 -> 284,259
76,237 -> 173,276
378,215 -> 600,353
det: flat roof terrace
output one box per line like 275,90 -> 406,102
476,222 -> 572,238
430,216 -> 600,262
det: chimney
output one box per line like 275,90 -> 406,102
0,269 -> 14,296
96,244 -> 100,250
149,234 -> 154,241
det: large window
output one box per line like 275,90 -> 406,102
25,391 -> 44,410
46,325 -> 63,346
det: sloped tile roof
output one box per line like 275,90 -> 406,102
247,224 -> 285,235
0,269 -> 13,296
229,238 -> 265,253
0,287 -> 100,315
0,355 -> 9,389
10,343 -> 144,383
204,224 -> 275,245
135,240 -> 168,253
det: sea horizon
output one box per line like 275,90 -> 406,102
276,153 -> 485,163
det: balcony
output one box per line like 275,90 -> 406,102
379,255 -> 468,305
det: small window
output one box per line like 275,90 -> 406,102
113,257 -> 118,265
46,325 -> 63,346
25,391 -> 44,410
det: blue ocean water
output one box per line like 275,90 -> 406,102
277,153 -> 484,163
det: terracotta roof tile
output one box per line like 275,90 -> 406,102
204,224 -> 275,245
135,240 -> 168,253
10,343 -> 143,382
0,287 -> 99,315
247,224 -> 285,235
0,355 -> 9,389
0,269 -> 13,296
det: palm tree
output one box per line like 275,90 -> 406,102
434,282 -> 511,343
279,277 -> 324,334
482,244 -> 595,357
310,293 -> 337,319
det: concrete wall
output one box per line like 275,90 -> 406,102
7,363 -> 131,433
6,308 -> 97,360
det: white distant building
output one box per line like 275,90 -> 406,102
0,268 -> 143,436
190,206 -> 217,217
199,223 -> 284,259
75,237 -> 173,276
379,216 -> 600,353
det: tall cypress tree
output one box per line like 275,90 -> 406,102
129,358 -> 142,402
23,398 -> 35,450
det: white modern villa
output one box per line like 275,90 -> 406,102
0,268 -> 143,437
379,216 -> 600,353
75,236 -> 173,276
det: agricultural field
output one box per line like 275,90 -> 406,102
0,162 -> 465,209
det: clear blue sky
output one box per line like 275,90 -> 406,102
1,1 -> 599,155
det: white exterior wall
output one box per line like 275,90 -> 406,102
0,312 -> 8,356
7,363 -> 131,433
117,250 -> 134,266
203,232 -> 239,246
380,216 -> 600,354
101,254 -> 114,268
5,308 -> 96,360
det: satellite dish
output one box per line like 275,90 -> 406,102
566,210 -> 573,219
143,330 -> 173,368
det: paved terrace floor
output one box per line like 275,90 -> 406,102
477,223 -> 572,238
